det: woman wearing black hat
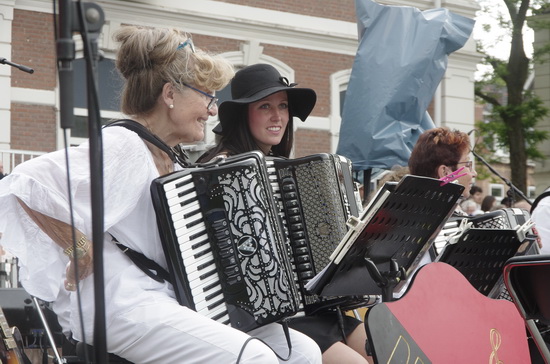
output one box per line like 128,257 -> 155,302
197,63 -> 316,161
198,64 -> 373,364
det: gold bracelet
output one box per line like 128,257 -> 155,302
64,235 -> 88,259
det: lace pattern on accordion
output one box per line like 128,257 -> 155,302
215,164 -> 297,318
293,159 -> 349,271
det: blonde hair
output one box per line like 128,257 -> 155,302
113,26 -> 234,116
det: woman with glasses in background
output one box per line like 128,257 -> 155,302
0,27 -> 321,364
408,127 -> 477,204
391,127 -> 477,299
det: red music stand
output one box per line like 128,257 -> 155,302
365,262 -> 530,363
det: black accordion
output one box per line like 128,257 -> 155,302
265,154 -> 370,314
151,151 -> 299,332
434,207 -> 536,256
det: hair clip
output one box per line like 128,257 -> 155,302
439,166 -> 467,186
177,38 -> 196,53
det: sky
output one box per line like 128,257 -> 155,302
472,0 -> 536,79
473,0 -> 535,60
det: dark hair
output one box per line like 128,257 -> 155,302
481,195 -> 497,212
470,185 -> 482,195
500,196 -> 512,208
408,127 -> 471,178
196,101 -> 295,162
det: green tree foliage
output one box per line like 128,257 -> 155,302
475,0 -> 549,194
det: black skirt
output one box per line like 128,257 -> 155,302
287,312 -> 363,353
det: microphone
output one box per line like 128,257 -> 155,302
0,57 -> 34,74
57,0 -> 75,129
467,129 -> 476,136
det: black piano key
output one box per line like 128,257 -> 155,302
207,298 -> 225,310
191,237 -> 209,250
176,186 -> 195,197
194,246 -> 213,259
203,280 -> 220,292
199,268 -> 217,280
190,229 -> 208,241
212,311 -> 229,322
183,208 -> 201,219
186,216 -> 205,228
181,196 -> 198,206
197,259 -> 216,271
205,289 -> 223,301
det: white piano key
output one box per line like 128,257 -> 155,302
180,241 -> 211,260
186,263 -> 217,284
163,175 -> 193,195
182,252 -> 216,276
174,220 -> 207,238
199,300 -> 227,319
194,285 -> 224,311
190,274 -> 219,297
168,198 -> 200,215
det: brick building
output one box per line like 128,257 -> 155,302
0,0 -> 480,168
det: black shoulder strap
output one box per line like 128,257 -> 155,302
110,234 -> 172,284
531,188 -> 550,214
105,119 -> 189,167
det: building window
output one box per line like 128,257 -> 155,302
528,186 -> 536,200
71,57 -> 124,144
489,184 -> 505,200
330,69 -> 352,153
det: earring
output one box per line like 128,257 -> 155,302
169,104 -> 174,109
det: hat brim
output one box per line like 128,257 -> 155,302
217,87 -> 316,135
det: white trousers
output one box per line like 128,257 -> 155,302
106,298 -> 322,364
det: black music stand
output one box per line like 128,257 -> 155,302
307,175 -> 464,302
437,227 -> 526,297
504,254 -> 550,363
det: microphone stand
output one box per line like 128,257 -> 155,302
471,149 -> 531,206
57,1 -> 107,363
0,57 -> 34,74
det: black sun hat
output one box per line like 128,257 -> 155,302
214,64 -> 317,135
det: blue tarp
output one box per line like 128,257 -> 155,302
336,0 -> 475,171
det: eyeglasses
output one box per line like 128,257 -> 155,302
176,38 -> 195,53
180,82 -> 218,110
457,160 -> 474,170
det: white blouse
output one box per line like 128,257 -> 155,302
0,126 -> 176,341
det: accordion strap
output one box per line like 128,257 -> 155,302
105,119 -> 189,168
110,234 -> 171,284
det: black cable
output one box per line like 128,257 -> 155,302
52,2 -> 95,362
74,2 -> 107,361
235,321 -> 293,363
335,306 -> 348,345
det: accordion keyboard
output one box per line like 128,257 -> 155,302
162,174 -> 230,323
